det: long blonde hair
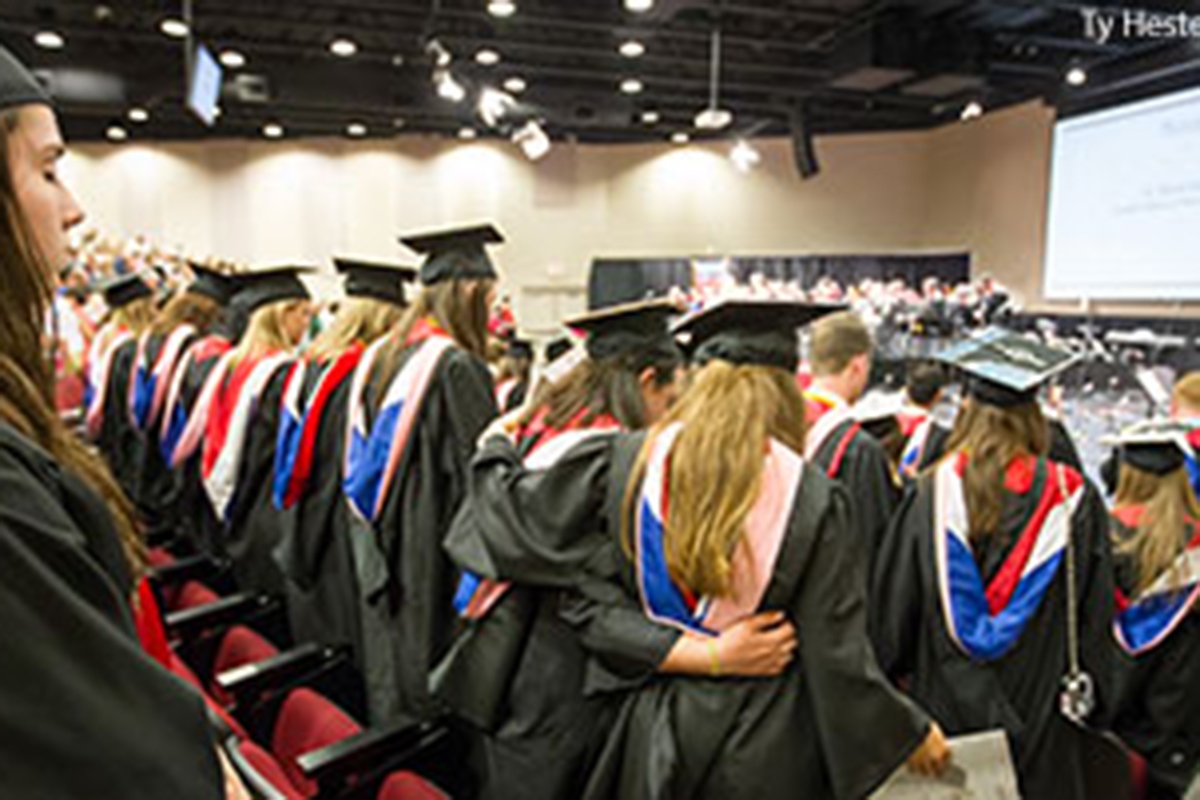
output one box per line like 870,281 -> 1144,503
232,300 -> 305,362
1114,464 -> 1200,595
105,295 -> 156,335
942,398 -> 1049,541
623,360 -> 807,598
307,297 -> 405,362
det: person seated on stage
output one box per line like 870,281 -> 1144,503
0,43 -> 241,799
803,310 -> 900,565
872,329 -> 1115,800
897,359 -> 952,480
1107,420 -> 1200,800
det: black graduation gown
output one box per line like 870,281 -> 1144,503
809,419 -> 900,569
437,429 -> 681,800
447,433 -> 932,800
1110,517 -> 1200,797
95,338 -> 143,500
871,458 -> 1116,800
356,344 -> 498,725
910,422 -> 951,476
0,423 -> 223,799
172,340 -> 232,557
272,360 -> 363,661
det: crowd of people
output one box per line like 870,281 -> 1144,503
4,42 -> 1200,800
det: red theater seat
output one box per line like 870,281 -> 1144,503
272,688 -> 363,796
175,580 -> 221,611
376,772 -> 450,800
236,739 -> 308,800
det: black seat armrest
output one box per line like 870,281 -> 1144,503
149,553 -> 228,590
215,642 -> 346,710
165,592 -> 277,642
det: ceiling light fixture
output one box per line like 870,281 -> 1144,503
128,107 -> 150,123
159,18 -> 189,38
694,28 -> 733,130
730,139 -> 761,172
478,87 -> 516,127
488,0 -> 517,18
347,122 -> 368,137
960,101 -> 983,122
435,69 -> 467,102
620,78 -> 643,95
1065,66 -> 1087,86
219,49 -> 246,69
106,125 -> 128,142
503,76 -> 527,94
625,0 -> 654,12
641,110 -> 660,124
427,39 -> 452,68
513,120 -> 551,161
263,123 -> 284,139
619,40 -> 645,58
33,30 -> 65,50
475,49 -> 501,66
671,131 -> 689,144
458,126 -> 478,140
330,38 -> 358,57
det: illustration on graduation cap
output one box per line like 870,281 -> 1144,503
343,224 -> 503,524
84,272 -> 154,440
1107,419 -> 1200,656
274,257 -> 417,512
128,264 -> 234,434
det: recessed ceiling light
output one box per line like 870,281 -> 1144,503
391,53 -> 406,68
641,110 -> 660,124
33,30 -> 65,50
619,40 -> 645,58
127,107 -> 149,123
475,48 -> 501,66
458,127 -> 478,140
329,38 -> 358,57
620,78 -> 643,95
503,76 -> 527,94
159,18 -> 189,38
488,0 -> 516,18
346,122 -> 368,137
1066,66 -> 1087,86
263,123 -> 284,139
625,0 -> 654,11
960,101 -> 983,121
671,131 -> 689,144
106,125 -> 128,142
219,49 -> 246,69
393,117 -> 407,128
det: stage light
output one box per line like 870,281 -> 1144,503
625,0 -> 654,12
159,18 -> 189,38
34,30 -> 65,50
435,69 -> 467,102
488,0 -> 516,18
619,40 -> 645,58
263,123 -> 284,139
620,78 -> 643,95
427,39 -> 452,68
503,76 -> 527,94
730,139 -> 760,172
513,120 -> 551,161
641,110 -> 660,124
694,108 -> 732,130
219,49 -> 246,69
346,122 -> 367,137
458,127 -> 478,140
478,87 -> 516,127
106,125 -> 128,142
1066,66 -> 1087,86
475,49 -> 501,66
127,107 -> 150,123
960,101 -> 983,121
671,131 -> 689,144
330,38 -> 358,57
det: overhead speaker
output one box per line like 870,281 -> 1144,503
789,108 -> 820,180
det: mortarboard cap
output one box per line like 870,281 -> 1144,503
98,272 -> 153,309
672,299 -> 843,372
187,263 -> 235,305
565,298 -> 681,363
399,224 -> 503,285
936,328 -> 1079,408
232,266 -> 313,314
507,337 -> 534,360
544,336 -> 573,364
334,258 -> 417,306
0,46 -> 51,112
1106,419 -> 1198,476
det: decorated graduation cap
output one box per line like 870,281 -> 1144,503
672,299 -> 844,372
565,298 -> 681,362
507,337 -> 534,360
399,223 -> 503,285
233,266 -> 313,314
0,45 -> 51,112
1106,419 -> 1198,476
936,328 -> 1079,408
333,258 -> 417,306
99,272 -> 153,309
187,263 -> 235,305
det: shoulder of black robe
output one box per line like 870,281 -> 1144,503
581,460 -> 930,800
1049,418 -> 1084,472
0,423 -> 223,799
917,422 -> 951,474
97,337 -> 142,498
813,421 -> 900,565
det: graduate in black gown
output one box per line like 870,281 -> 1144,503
183,268 -> 313,593
896,359 -> 952,480
86,272 -> 156,497
0,45 -> 232,798
871,329 -> 1116,800
803,310 -> 901,566
448,299 -> 950,800
343,224 -> 501,725
272,258 -> 413,657
1107,420 -> 1200,798
494,337 -> 533,413
443,299 -> 807,800
127,265 -> 233,542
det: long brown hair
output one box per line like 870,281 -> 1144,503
366,278 -> 492,409
103,295 -> 156,334
524,349 -> 680,431
231,300 -> 306,363
622,361 -> 807,598
1114,464 -> 1200,595
147,290 -> 222,339
307,297 -> 405,362
942,398 -> 1049,541
0,109 -> 143,573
